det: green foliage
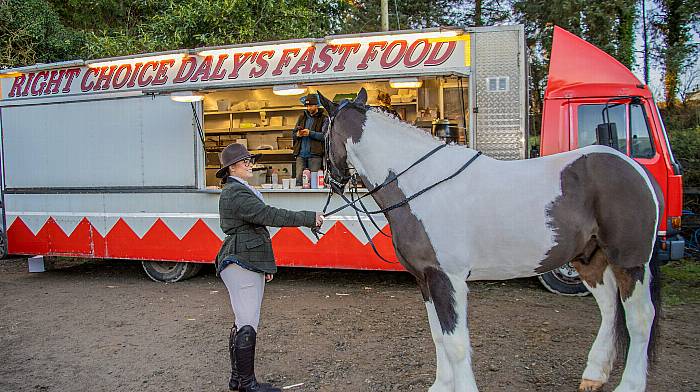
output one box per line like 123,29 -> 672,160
651,0 -> 700,107
334,0 -> 462,34
660,259 -> 700,306
668,125 -> 700,189
0,0 -> 85,67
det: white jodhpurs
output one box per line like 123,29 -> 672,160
220,263 -> 266,331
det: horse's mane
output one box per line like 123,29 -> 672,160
364,106 -> 441,146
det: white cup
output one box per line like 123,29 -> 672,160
282,179 -> 291,189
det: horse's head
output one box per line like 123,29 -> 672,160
318,88 -> 369,195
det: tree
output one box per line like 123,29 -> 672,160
334,0 -> 462,34
650,0 -> 700,108
512,0 -> 639,136
0,0 -> 85,67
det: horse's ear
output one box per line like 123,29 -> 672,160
355,88 -> 368,105
317,92 -> 338,116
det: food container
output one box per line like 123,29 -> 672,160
277,137 -> 293,150
269,116 -> 284,126
216,99 -> 231,111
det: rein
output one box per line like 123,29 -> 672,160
314,99 -> 482,263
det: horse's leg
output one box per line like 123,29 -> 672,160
611,263 -> 657,392
422,267 -> 478,392
425,301 -> 454,392
573,250 -> 618,391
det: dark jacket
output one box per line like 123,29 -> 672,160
292,110 -> 328,157
216,179 -> 316,274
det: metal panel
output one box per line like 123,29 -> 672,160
473,28 -> 527,160
2,95 -> 196,188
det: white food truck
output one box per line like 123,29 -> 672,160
0,26 -> 530,282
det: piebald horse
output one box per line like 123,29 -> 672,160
318,89 -> 661,392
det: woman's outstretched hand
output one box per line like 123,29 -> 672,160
315,212 -> 325,227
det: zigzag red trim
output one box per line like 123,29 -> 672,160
7,217 -> 403,270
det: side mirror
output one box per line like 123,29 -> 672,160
596,123 -> 619,151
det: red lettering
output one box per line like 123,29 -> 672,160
112,64 -> 131,89
43,70 -> 65,94
174,57 -> 196,83
153,59 -> 174,85
190,56 -> 213,82
424,41 -> 457,66
228,52 -> 255,79
333,44 -> 360,72
290,46 -> 315,75
21,73 -> 35,96
137,61 -> 158,87
358,41 -> 387,70
62,68 -> 81,93
8,74 -> 25,97
380,40 -> 407,69
94,66 -> 117,90
250,51 -> 273,78
209,54 -> 229,80
30,71 -> 48,95
403,39 -> 431,68
126,63 -> 143,88
312,45 -> 335,73
272,48 -> 300,76
81,68 -> 98,91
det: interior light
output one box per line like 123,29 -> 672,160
273,84 -> 306,96
170,91 -> 204,102
327,30 -> 461,46
389,77 -> 423,88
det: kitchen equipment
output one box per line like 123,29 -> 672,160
277,137 -> 293,149
432,119 -> 459,144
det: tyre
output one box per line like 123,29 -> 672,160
538,262 -> 590,296
141,261 -> 202,282
0,231 -> 7,259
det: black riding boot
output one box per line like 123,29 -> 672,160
229,324 -> 240,391
234,325 -> 281,392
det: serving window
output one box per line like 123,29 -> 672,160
201,76 -> 469,188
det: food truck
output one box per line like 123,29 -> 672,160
0,25 -> 683,294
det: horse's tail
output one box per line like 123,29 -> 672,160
614,250 -> 662,366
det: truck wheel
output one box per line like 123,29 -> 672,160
141,261 -> 202,283
0,231 -> 7,259
538,262 -> 590,296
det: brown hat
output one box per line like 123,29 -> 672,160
215,143 -> 261,178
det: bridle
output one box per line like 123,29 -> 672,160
315,99 -> 482,263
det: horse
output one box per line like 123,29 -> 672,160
317,88 -> 661,392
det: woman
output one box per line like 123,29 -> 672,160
215,143 -> 323,392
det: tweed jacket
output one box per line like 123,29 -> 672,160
216,178 -> 316,274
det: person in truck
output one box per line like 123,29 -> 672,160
292,93 -> 329,186
215,143 -> 324,392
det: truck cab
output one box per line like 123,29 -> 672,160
538,27 -> 685,295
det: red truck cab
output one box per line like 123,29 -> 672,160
538,27 -> 684,294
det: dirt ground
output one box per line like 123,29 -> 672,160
0,257 -> 698,392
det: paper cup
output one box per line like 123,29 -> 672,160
282,179 -> 291,189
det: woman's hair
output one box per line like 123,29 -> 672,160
220,165 -> 233,184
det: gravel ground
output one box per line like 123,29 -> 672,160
0,257 -> 698,392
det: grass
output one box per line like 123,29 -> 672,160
660,258 -> 700,306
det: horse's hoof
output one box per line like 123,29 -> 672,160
579,379 -> 604,391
